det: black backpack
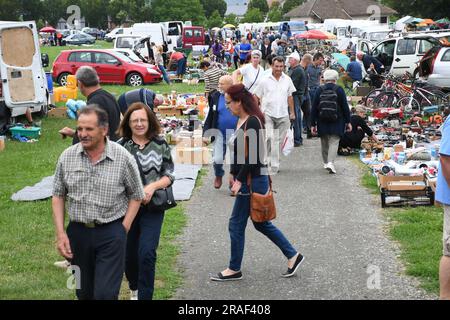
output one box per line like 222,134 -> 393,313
318,84 -> 340,122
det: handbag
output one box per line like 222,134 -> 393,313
248,175 -> 277,223
242,117 -> 276,222
131,147 -> 177,212
145,186 -> 177,212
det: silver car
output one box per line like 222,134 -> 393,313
420,44 -> 450,90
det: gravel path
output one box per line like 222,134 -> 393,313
173,138 -> 435,300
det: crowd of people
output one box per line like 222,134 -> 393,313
50,26 -> 450,299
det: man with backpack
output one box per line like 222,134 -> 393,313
311,70 -> 352,174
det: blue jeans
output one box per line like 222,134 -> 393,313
228,175 -> 297,271
125,207 -> 164,300
213,133 -> 227,177
177,57 -> 186,76
158,64 -> 171,84
292,95 -> 303,145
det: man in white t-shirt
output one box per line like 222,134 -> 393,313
231,50 -> 264,94
254,56 -> 296,174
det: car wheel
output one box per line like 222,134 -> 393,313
126,73 -> 143,86
57,72 -> 70,86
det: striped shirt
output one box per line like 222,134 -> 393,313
204,66 -> 228,94
52,139 -> 145,224
119,136 -> 175,185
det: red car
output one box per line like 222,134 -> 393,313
52,49 -> 162,87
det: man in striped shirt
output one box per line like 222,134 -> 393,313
200,61 -> 228,106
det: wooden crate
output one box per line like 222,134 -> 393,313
48,107 -> 68,118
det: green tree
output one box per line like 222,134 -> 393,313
200,0 -> 227,18
268,1 -> 283,22
282,0 -> 304,15
248,0 -> 269,15
20,0 -> 43,21
151,0 -> 207,26
41,0 -> 72,26
207,10 -> 224,29
381,0 -> 450,20
242,8 -> 264,23
0,0 -> 25,20
80,0 -> 110,28
224,13 -> 239,26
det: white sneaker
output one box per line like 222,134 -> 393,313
130,290 -> 138,300
326,162 -> 336,174
323,163 -> 328,169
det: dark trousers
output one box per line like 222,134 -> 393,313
125,207 -> 164,300
233,55 -> 239,69
301,96 -> 311,134
66,219 -> 126,300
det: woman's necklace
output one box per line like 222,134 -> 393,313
132,137 -> 150,150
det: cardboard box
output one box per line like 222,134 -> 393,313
175,147 -> 210,165
175,136 -> 203,148
378,174 -> 427,191
48,107 -> 68,118
378,174 -> 434,208
157,106 -> 184,117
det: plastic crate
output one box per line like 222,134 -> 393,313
9,126 -> 41,139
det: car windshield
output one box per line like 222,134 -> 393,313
369,32 -> 389,42
116,37 -> 137,48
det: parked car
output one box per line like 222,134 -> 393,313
52,49 -> 162,86
62,32 -> 96,45
104,27 -> 132,42
367,35 -> 440,76
419,44 -> 450,90
82,27 -> 103,39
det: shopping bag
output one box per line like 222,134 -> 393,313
282,127 -> 294,156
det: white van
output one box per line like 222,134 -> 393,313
131,23 -> 172,50
161,21 -> 183,49
0,21 -> 48,121
105,27 -> 132,42
368,34 -> 440,76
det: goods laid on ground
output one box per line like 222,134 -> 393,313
356,85 -> 446,207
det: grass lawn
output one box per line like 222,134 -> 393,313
0,115 -> 198,299
0,39 -> 207,299
353,156 -> 443,294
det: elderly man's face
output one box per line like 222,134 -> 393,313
77,113 -> 107,151
218,78 -> 232,93
289,57 -> 298,66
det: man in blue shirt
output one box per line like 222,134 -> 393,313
357,52 -> 385,88
341,55 -> 362,89
203,75 -> 238,189
435,115 -> 450,300
239,39 -> 252,65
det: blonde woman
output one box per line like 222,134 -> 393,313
154,45 -> 171,84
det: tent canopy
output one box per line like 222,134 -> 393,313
40,26 -> 56,33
